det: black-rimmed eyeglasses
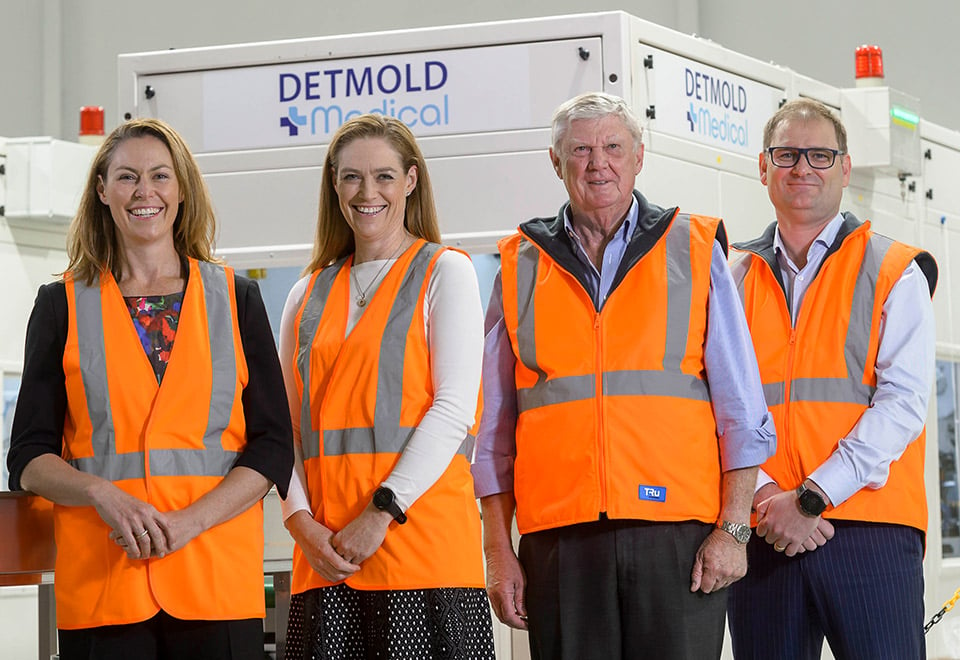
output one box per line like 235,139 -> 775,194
766,147 -> 844,169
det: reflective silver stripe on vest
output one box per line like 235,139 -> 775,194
516,370 -> 711,410
514,238 -> 547,384
514,216 -> 708,413
728,254 -> 750,307
322,427 -> 475,460
789,377 -> 875,405
73,278 -> 128,476
299,245 -> 474,461
764,234 -> 889,408
763,382 -> 784,408
663,216 -> 692,371
517,374 -> 594,410
297,258 -> 348,461
70,262 -> 240,479
373,244 -> 440,449
605,369 -> 710,401
847,234 -> 889,385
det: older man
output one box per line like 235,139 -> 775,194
727,98 -> 937,659
472,91 -> 776,660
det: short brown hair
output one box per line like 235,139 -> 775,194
66,118 -> 218,285
763,98 -> 847,153
305,114 -> 440,273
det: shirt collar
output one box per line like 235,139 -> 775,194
562,196 -> 640,249
773,212 -> 844,266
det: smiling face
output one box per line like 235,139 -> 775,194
761,116 -> 851,230
550,114 -> 644,223
97,135 -> 182,252
333,137 -> 417,248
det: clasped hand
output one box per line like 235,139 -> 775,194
285,504 -> 392,583
105,496 -> 206,560
754,487 -> 835,557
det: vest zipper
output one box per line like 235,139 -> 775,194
595,311 -> 607,516
784,326 -> 802,486
767,254 -> 805,488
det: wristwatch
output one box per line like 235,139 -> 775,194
796,482 -> 827,517
717,520 -> 752,544
373,486 -> 407,525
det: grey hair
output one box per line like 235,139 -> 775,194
551,92 -> 644,154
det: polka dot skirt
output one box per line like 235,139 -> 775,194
285,585 -> 496,659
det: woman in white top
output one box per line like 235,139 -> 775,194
279,114 -> 495,659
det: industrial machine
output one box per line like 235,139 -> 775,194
5,10 -> 960,659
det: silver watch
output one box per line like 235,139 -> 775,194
717,520 -> 752,544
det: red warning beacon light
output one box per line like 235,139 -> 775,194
79,106 -> 105,145
855,45 -> 884,84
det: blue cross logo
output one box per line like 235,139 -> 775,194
281,107 -> 308,136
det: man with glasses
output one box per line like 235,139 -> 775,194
727,98 -> 937,659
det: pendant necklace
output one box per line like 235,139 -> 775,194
352,240 -> 407,307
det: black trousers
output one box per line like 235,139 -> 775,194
518,519 -> 727,660
57,610 -> 264,660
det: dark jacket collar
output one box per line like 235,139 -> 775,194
731,212 -> 864,296
518,191 -> 681,308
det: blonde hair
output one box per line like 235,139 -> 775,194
304,114 -> 440,273
65,118 -> 219,285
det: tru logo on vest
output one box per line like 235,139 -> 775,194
638,485 -> 667,502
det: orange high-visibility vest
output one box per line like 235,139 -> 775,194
732,215 -> 937,531
500,209 -> 725,535
58,258 -> 263,629
292,240 -> 484,593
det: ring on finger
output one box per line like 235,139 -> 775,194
774,542 -> 786,552
135,529 -> 149,539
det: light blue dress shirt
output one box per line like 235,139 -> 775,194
757,213 -> 936,507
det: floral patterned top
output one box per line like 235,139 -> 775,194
124,292 -> 184,384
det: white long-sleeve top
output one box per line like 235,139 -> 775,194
278,249 -> 484,519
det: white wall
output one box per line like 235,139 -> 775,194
0,1 -> 45,136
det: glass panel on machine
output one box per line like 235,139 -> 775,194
244,267 -> 305,347
472,253 -> 500,315
2,373 -> 22,492
938,360 -> 960,558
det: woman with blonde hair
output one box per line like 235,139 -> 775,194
7,117 -> 292,659
279,114 -> 495,658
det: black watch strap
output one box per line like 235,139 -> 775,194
373,486 -> 407,524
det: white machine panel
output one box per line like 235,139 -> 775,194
3,138 -> 96,224
638,150 -> 722,218
428,151 -> 569,251
922,210 -> 958,343
208,147 -> 570,262
717,170 -> 776,245
134,38 -> 605,155
206,165 -> 322,256
842,87 -> 922,177
638,45 -> 783,159
923,137 -> 960,221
